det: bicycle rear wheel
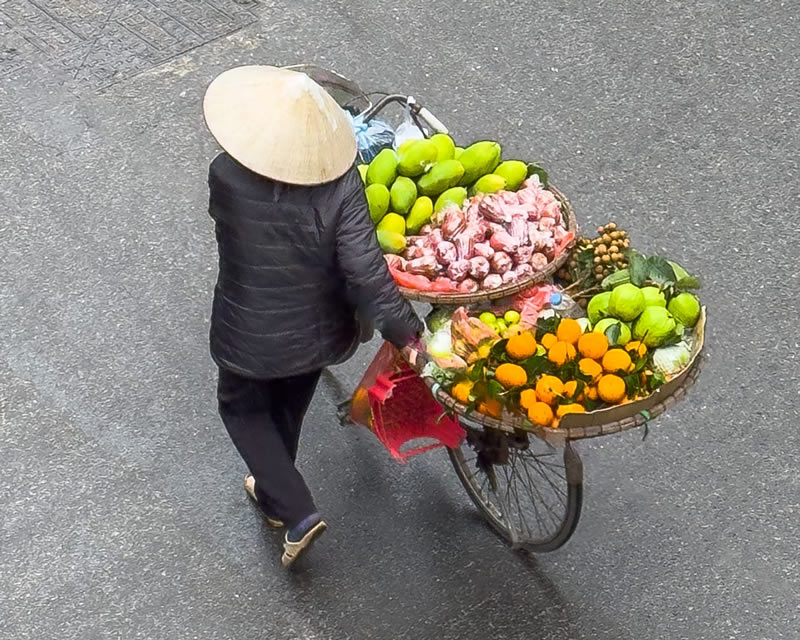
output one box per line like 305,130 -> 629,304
448,426 -> 583,553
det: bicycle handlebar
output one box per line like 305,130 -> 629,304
416,106 -> 448,135
361,94 -> 449,136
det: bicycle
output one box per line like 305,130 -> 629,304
289,64 -> 703,553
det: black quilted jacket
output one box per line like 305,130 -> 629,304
208,153 -> 422,379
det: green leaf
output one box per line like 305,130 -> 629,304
676,276 -> 702,290
623,373 -> 641,397
649,372 -> 666,391
660,332 -> 682,347
558,360 -> 581,381
629,251 -> 649,287
526,162 -> 549,187
489,338 -> 509,360
488,379 -> 504,398
521,354 -> 551,379
640,409 -> 651,421
646,256 -> 677,286
534,315 -> 559,341
467,359 -> 486,382
605,323 -> 621,345
601,268 -> 631,289
471,380 -> 487,400
583,398 -> 601,412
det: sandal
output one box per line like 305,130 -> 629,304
281,520 -> 327,568
243,475 -> 284,529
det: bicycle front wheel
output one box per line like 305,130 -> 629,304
448,425 -> 583,553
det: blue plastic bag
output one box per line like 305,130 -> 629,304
346,113 -> 396,163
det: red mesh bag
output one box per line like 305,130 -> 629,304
350,343 -> 465,463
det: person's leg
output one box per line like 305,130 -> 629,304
269,370 -> 322,462
264,370 -> 329,565
217,368 -> 316,528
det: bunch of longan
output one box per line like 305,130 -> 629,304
591,223 -> 630,281
557,222 -> 630,287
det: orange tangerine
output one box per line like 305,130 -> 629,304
548,341 -> 577,366
578,358 -> 603,382
578,332 -> 609,360
478,397 -> 503,418
520,388 -> 538,410
540,333 -> 558,350
625,340 -> 647,358
563,380 -> 584,401
452,381 -> 473,404
556,403 -> 587,417
506,331 -> 537,360
535,375 -> 564,405
585,385 -> 599,401
495,363 -> 527,388
556,318 -> 583,345
598,374 -> 626,404
602,348 -> 632,374
528,402 -> 554,427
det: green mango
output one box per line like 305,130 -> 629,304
406,196 -> 434,234
357,164 -> 368,184
397,139 -> 438,177
366,149 -> 398,187
434,187 -> 468,212
377,229 -> 407,255
430,133 -> 456,162
493,160 -> 528,191
397,138 -> 418,155
365,183 -> 390,224
454,146 -> 465,160
417,160 -> 465,197
390,177 -> 417,216
458,141 -> 502,186
377,212 -> 406,236
469,173 -> 507,196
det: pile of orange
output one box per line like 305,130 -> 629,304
528,317 -> 649,429
448,314 -> 650,428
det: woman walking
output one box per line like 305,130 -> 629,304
203,65 -> 422,567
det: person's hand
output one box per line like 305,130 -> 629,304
408,334 -> 425,353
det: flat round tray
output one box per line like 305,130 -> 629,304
401,309 -> 706,443
397,184 -> 578,305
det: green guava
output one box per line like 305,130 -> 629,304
587,291 -> 612,325
667,293 -> 701,327
593,318 -> 632,345
641,286 -> 667,308
608,283 -> 645,321
633,306 -> 677,348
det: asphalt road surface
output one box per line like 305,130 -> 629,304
1,1 -> 798,639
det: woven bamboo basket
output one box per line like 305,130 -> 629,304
402,309 -> 706,445
398,184 -> 578,305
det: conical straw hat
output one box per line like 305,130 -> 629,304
203,65 -> 357,185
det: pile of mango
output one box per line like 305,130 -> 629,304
358,135 -> 529,254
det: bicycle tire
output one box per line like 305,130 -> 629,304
448,430 -> 583,553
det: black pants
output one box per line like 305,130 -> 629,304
217,367 -> 321,529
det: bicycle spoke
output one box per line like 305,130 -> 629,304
521,451 -> 567,481
509,453 -> 537,539
509,454 -> 549,535
525,455 -> 569,501
516,455 -> 562,531
452,427 -> 580,550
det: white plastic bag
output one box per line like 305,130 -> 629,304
394,108 -> 426,149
